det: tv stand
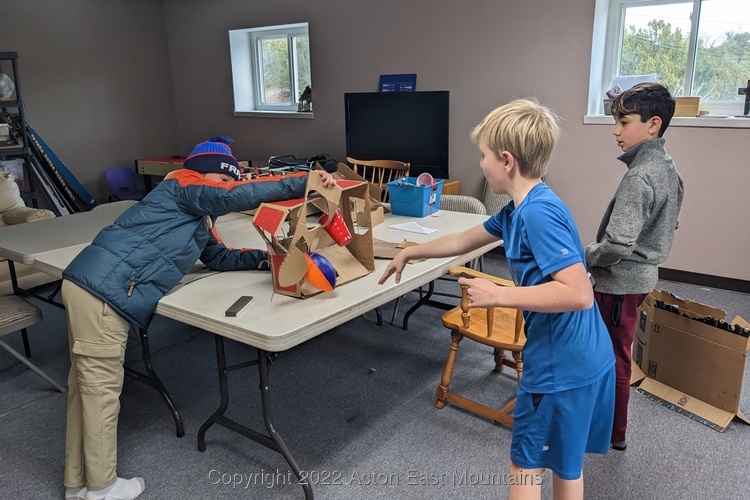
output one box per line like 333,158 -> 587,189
442,179 -> 460,195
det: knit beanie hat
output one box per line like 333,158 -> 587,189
183,136 -> 242,180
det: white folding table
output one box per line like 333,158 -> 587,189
33,209 -> 499,499
0,204 -> 129,300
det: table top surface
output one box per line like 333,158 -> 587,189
0,204 -> 130,264
31,209 -> 498,352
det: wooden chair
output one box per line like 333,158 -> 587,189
435,266 -> 525,427
345,157 -> 410,202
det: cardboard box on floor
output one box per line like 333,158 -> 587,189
252,171 -> 375,298
632,289 -> 750,432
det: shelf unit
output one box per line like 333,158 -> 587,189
0,51 -> 36,207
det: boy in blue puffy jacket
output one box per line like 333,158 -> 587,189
62,136 -> 335,500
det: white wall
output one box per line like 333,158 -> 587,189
1,0 -> 748,281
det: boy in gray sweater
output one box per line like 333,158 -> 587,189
586,83 -> 684,451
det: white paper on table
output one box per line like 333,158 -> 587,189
389,221 -> 437,235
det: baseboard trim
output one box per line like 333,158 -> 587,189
658,268 -> 750,294
487,249 -> 749,294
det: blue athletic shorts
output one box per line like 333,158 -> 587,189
510,366 -> 615,480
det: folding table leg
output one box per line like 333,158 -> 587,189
402,280 -> 435,330
258,348 -> 313,499
124,322 -> 185,438
197,337 -> 312,499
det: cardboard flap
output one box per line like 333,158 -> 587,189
630,360 -> 646,386
637,378 -> 734,432
317,245 -> 368,281
735,408 -> 750,425
277,246 -> 307,287
253,204 -> 290,236
651,289 -> 726,319
649,292 -> 748,352
730,316 -> 750,352
373,238 -> 418,259
336,162 -> 384,206
306,171 -> 342,206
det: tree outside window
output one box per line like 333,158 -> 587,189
229,23 -> 312,115
591,0 -> 750,116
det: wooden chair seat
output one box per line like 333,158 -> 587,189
435,266 -> 525,427
441,305 -> 526,354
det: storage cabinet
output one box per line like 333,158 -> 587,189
0,52 -> 36,207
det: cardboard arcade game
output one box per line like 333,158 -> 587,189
251,171 -> 375,298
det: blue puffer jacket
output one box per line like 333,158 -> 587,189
63,169 -> 308,328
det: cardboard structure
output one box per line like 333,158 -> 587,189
332,162 -> 385,227
252,171 -> 374,298
633,289 -> 750,431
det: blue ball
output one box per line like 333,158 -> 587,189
305,252 -> 336,291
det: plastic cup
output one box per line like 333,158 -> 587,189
319,209 -> 353,246
416,172 -> 435,186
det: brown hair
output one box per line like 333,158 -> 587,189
611,83 -> 675,137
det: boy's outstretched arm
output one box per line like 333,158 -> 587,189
459,262 -> 594,313
378,224 -> 498,285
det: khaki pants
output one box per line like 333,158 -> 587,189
62,280 -> 130,490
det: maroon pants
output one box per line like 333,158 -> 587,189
594,292 -> 647,443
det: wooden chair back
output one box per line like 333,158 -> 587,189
345,157 -> 410,202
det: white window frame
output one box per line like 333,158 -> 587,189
229,23 -> 312,118
586,0 -> 750,128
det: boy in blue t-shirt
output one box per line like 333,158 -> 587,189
379,99 -> 615,499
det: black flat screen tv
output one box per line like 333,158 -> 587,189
344,91 -> 449,179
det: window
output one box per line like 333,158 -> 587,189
229,23 -> 312,116
588,0 -> 750,116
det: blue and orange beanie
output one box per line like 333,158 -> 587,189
183,136 -> 242,180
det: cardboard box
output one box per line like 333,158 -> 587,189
633,290 -> 750,431
387,177 -> 444,218
674,97 -> 700,117
252,172 -> 374,299
333,162 -> 386,228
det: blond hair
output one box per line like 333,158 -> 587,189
470,98 -> 560,178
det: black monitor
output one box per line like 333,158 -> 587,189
344,91 -> 449,179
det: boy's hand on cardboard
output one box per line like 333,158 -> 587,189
314,170 -> 336,188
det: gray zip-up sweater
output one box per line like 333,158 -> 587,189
585,138 -> 684,294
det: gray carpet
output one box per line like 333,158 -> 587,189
1,253 -> 749,499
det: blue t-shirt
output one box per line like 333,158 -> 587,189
483,183 -> 614,393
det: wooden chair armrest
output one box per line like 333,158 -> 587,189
447,266 -> 514,288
